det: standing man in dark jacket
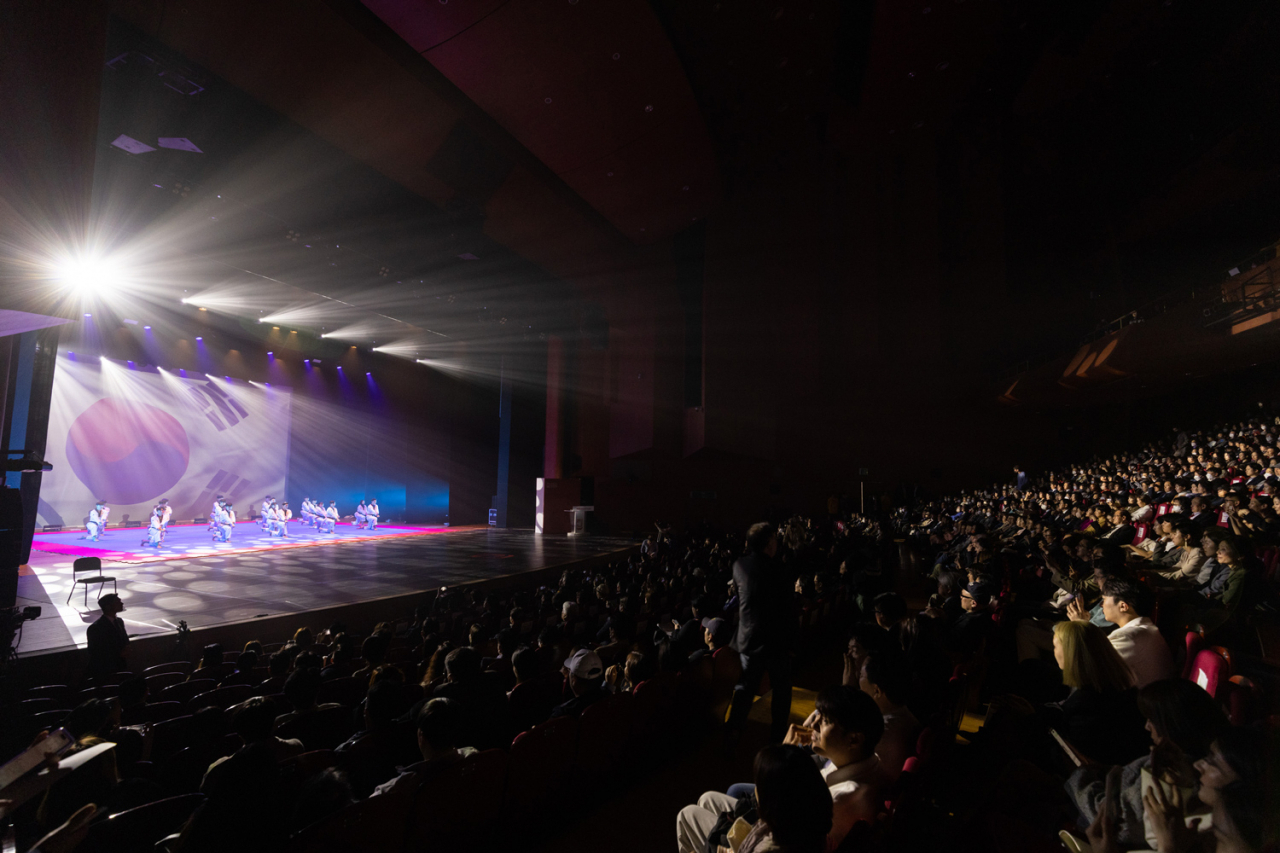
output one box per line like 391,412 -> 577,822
726,522 -> 794,743
86,593 -> 129,680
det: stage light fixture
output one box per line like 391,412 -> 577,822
144,325 -> 151,330
195,336 -> 203,341
53,253 -> 126,298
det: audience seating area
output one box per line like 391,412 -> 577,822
3,415 -> 1279,853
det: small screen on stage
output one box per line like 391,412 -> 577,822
37,356 -> 292,528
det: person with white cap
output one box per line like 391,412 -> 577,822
549,648 -> 606,719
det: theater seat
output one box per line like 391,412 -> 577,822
1187,647 -> 1230,697
576,692 -> 632,791
503,716 -> 578,830
287,774 -> 413,853
81,793 -> 206,853
407,748 -> 507,853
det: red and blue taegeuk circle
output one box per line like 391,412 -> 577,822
65,398 -> 190,505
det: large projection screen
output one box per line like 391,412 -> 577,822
37,356 -> 292,528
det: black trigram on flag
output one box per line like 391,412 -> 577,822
188,381 -> 249,431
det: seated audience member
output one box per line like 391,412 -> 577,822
872,592 -> 907,632
352,632 -> 391,682
1196,537 -> 1264,632
190,643 -> 226,681
431,645 -> 512,750
274,666 -> 342,730
952,582 -> 997,654
605,649 -> 658,695
508,646 -> 560,734
1181,727 -> 1272,853
1087,578 -> 1174,687
483,628 -> 519,688
335,680 -> 415,797
372,698 -> 475,796
677,744 -> 833,853
1100,509 -> 1137,545
841,624 -> 887,688
291,768 -> 355,833
181,741 -> 283,853
689,617 -> 733,664
549,649 -> 607,719
789,685 -> 891,846
1047,621 -> 1147,765
221,650 -> 259,686
1068,678 -> 1228,848
320,637 -> 358,680
1153,521 -> 1206,582
857,651 -> 921,779
670,596 -> 711,656
204,697 -> 305,789
290,626 -> 314,651
257,650 -> 292,694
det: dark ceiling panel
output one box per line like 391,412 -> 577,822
359,0 -> 509,52
361,0 -> 721,241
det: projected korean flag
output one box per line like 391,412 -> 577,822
65,398 -> 191,505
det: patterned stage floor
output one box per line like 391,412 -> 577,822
15,527 -> 637,657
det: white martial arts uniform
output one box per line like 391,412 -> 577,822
146,508 -> 164,546
322,504 -> 338,533
367,501 -> 380,531
85,506 -> 106,541
354,502 -> 368,529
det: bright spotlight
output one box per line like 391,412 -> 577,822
54,254 -> 125,298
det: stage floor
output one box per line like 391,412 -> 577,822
15,527 -> 636,658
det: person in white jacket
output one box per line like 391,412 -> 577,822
366,499 -> 380,531
1099,578 -> 1174,688
321,500 -> 339,534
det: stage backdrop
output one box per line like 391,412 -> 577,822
37,357 -> 292,528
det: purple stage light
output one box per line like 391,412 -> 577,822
127,360 -> 136,368
83,313 -> 92,317
179,369 -> 187,376
196,336 -> 203,341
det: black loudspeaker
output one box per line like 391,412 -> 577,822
0,487 -> 23,609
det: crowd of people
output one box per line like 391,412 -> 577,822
2,416 -> 1278,853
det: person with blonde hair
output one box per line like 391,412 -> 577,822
1048,621 -> 1148,765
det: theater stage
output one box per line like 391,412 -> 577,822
14,526 -> 637,659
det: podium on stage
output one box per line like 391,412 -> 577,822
564,506 -> 594,537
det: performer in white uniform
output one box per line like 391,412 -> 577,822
143,498 -> 170,547
366,499 -> 380,531
259,497 -> 274,532
211,500 -> 230,543
300,498 -> 315,528
354,500 -> 368,529
207,495 -> 224,537
83,500 -> 108,541
322,500 -> 339,534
